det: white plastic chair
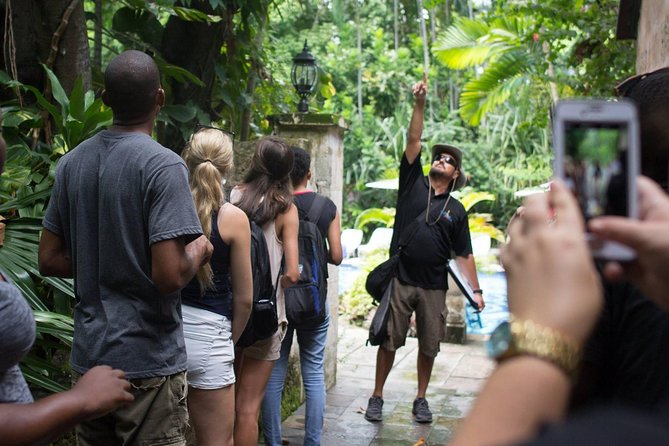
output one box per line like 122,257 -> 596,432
341,228 -> 364,258
358,227 -> 394,257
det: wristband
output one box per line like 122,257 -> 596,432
472,288 -> 483,295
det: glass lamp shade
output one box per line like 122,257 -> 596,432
291,40 -> 318,112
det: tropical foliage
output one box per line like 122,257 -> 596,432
0,0 -> 636,399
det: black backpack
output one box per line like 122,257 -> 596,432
237,220 -> 279,348
284,195 -> 329,328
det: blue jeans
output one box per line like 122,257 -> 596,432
261,315 -> 329,446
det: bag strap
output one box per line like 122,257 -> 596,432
304,193 -> 328,224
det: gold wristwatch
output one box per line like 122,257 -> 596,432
486,316 -> 582,378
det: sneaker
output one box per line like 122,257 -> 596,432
412,397 -> 433,423
364,396 -> 384,422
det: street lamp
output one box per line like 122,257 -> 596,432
291,40 -> 318,113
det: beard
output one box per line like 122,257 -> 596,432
428,166 -> 451,181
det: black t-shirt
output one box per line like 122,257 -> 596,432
574,279 -> 669,411
390,154 -> 472,290
293,190 -> 337,244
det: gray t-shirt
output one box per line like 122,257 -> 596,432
0,279 -> 35,403
43,130 -> 202,379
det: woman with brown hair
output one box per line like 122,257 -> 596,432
181,128 -> 253,446
230,136 -> 300,446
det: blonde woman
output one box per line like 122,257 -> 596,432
181,128 -> 253,446
230,136 -> 300,446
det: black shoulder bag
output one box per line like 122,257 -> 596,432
364,210 -> 425,303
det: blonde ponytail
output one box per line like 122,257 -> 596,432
182,128 -> 234,292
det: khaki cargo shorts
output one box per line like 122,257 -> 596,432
383,277 -> 447,358
75,370 -> 189,446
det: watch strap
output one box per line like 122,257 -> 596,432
506,316 -> 582,379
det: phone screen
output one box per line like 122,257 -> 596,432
564,122 -> 629,220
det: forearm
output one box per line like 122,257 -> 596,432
405,98 -> 426,164
38,229 -> 73,278
231,292 -> 252,344
452,357 -> 571,446
408,99 -> 426,144
0,391 -> 88,446
455,254 -> 480,290
38,255 -> 73,278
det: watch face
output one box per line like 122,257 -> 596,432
486,320 -> 511,359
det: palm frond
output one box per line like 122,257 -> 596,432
459,51 -> 533,126
460,191 -> 496,211
433,18 -> 494,69
354,207 -> 395,230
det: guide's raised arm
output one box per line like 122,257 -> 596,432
405,72 -> 427,165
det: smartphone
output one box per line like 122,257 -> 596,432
552,99 -> 640,261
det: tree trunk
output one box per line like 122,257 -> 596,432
240,12 -> 267,141
356,5 -> 363,125
93,0 -> 102,74
430,7 -> 438,100
393,0 -> 399,52
160,0 -> 227,149
1,0 -> 90,97
416,0 -> 431,118
161,3 -> 225,114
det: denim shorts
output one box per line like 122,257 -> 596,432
182,305 -> 235,389
242,322 -> 288,361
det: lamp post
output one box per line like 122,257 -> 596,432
291,40 -> 318,113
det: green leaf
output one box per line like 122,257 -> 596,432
69,77 -> 86,121
172,6 -> 223,23
162,104 -> 198,123
20,363 -> 68,393
42,65 -> 70,116
158,62 -> 205,87
320,81 -> 337,99
354,208 -> 395,230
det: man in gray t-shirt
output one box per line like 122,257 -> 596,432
38,50 -> 212,446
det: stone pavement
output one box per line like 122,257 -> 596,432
277,319 -> 494,446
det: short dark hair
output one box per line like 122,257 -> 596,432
104,50 -> 161,121
290,146 -> 311,186
620,70 -> 669,188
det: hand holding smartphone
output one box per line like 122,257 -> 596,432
552,99 -> 640,261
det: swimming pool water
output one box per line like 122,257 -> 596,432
467,271 -> 508,335
338,260 -> 508,336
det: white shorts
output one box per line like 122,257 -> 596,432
182,305 -> 235,389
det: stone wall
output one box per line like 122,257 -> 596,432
636,1 -> 669,73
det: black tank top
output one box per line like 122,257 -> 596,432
181,209 -> 233,318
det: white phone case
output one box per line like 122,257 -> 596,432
552,99 -> 640,261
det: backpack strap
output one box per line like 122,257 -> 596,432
304,193 -> 328,224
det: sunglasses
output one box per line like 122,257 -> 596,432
615,66 -> 669,97
433,153 -> 457,167
193,124 -> 235,141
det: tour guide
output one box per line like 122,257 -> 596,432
365,73 -> 484,424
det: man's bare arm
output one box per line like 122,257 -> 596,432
405,72 -> 428,165
454,254 -> 484,310
38,229 -> 73,278
327,211 -> 343,265
151,235 -> 212,295
0,366 -> 133,446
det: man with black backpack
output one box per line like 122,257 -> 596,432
260,146 -> 343,446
